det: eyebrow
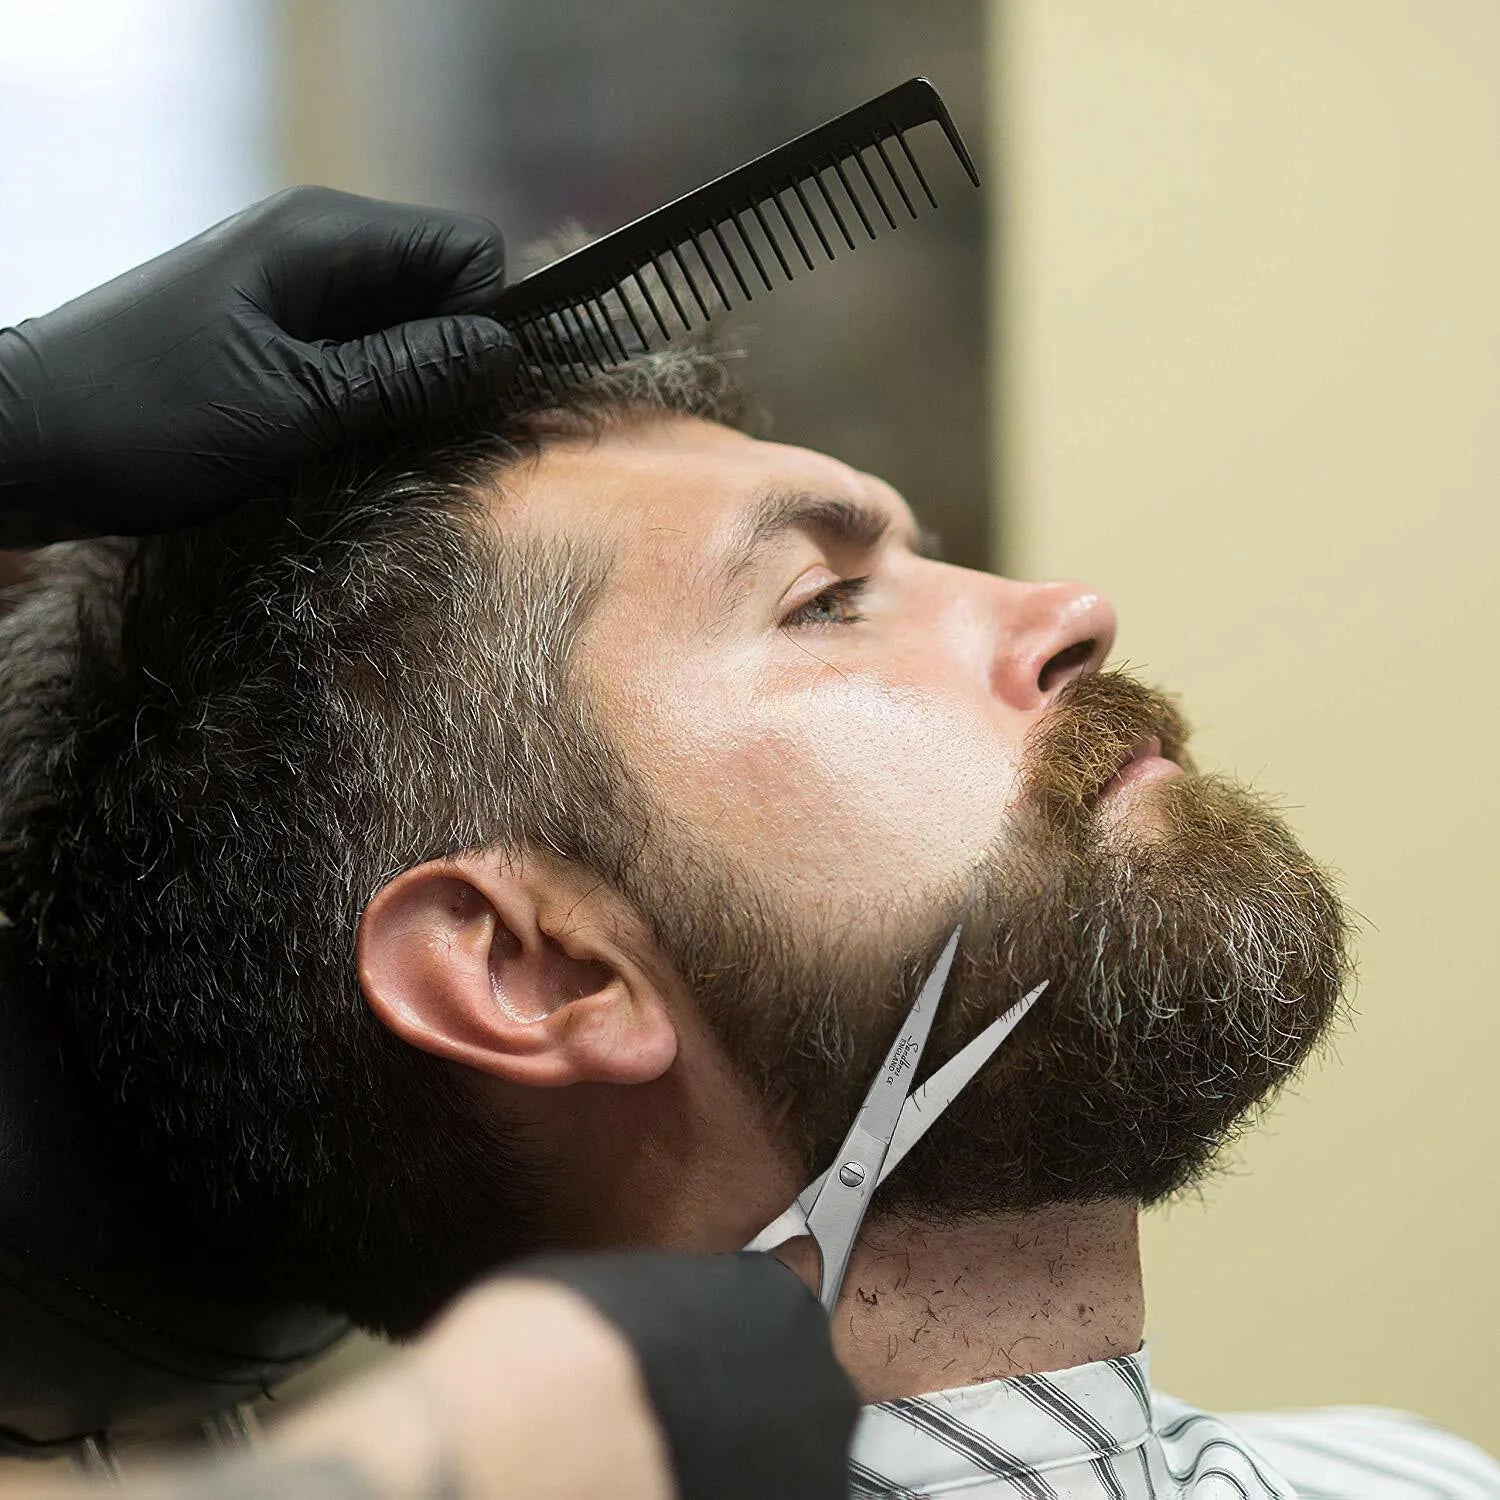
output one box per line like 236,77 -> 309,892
713,486 -> 943,601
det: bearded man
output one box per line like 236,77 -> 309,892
0,335 -> 1493,1499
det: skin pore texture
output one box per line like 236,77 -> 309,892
356,413 -> 1350,1402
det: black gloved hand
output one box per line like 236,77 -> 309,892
0,186 -> 518,545
514,1252 -> 859,1500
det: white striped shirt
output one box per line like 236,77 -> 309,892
849,1346 -> 1500,1498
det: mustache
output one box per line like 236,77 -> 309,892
1019,670 -> 1195,835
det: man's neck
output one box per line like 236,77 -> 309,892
778,1202 -> 1143,1403
538,1047 -> 1143,1402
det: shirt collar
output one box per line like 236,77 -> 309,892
851,1345 -> 1154,1493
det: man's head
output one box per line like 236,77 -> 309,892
0,342 -> 1350,1336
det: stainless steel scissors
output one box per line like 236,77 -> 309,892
742,926 -> 1047,1313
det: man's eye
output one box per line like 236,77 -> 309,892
782,576 -> 871,629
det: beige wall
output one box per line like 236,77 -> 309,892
991,1 -> 1499,1449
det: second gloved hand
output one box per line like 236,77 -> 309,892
512,1252 -> 860,1500
0,187 -> 520,544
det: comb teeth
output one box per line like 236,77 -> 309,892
496,77 -> 979,395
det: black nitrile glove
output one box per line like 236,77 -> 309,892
515,1252 -> 859,1500
0,186 -> 519,545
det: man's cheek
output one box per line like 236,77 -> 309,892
600,646 -> 1022,894
743,679 -> 1024,886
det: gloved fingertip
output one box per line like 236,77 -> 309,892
459,317 -> 522,380
326,315 -> 525,439
418,314 -> 521,394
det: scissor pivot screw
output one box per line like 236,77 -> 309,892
838,1162 -> 866,1187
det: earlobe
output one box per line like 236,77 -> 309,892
356,855 -> 677,1091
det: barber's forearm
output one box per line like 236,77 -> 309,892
253,1278 -> 674,1499
0,1281 -> 675,1499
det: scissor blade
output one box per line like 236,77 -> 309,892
877,979 -> 1047,1189
849,926 -> 963,1152
741,970 -> 1046,1262
800,926 -> 962,1309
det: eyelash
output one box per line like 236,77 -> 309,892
783,575 -> 871,629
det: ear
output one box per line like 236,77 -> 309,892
356,853 -> 678,1090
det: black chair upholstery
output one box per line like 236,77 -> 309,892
0,926 -> 347,1458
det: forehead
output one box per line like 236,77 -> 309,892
484,414 -> 913,556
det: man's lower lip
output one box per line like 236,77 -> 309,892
1101,755 -> 1182,797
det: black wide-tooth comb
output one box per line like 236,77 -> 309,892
493,76 -> 980,398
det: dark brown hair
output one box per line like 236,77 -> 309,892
0,342 -> 747,1336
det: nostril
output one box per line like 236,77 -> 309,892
1037,638 -> 1097,696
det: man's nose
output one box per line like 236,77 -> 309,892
990,580 -> 1117,710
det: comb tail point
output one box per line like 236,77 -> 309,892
912,75 -> 982,187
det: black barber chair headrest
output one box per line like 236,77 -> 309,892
0,926 -> 347,1458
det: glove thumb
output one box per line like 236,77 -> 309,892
320,314 -> 521,438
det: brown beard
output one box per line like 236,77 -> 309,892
622,669 -> 1354,1216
